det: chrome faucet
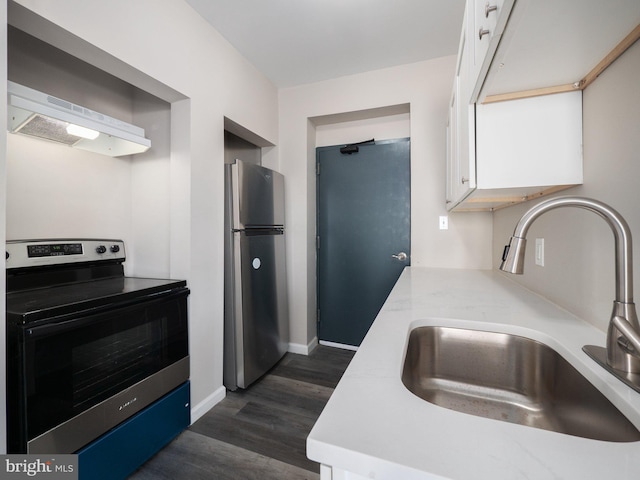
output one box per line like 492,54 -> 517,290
500,196 -> 640,391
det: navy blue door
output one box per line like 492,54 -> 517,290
317,138 -> 410,347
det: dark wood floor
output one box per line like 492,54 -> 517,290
129,346 -> 355,479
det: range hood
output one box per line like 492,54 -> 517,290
7,81 -> 151,157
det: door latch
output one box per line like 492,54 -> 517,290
391,252 -> 408,262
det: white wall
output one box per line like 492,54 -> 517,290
315,112 -> 411,148
6,135 -> 133,240
279,57 -> 494,350
492,40 -> 640,333
6,0 -> 279,425
130,90 -> 173,278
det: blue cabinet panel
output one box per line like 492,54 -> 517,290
77,382 -> 190,480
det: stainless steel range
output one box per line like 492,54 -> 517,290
5,239 -> 190,478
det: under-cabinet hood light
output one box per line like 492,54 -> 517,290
7,81 -> 151,157
66,123 -> 100,140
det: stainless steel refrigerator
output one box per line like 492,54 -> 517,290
224,159 -> 289,390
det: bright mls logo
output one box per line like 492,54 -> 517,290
1,455 -> 77,480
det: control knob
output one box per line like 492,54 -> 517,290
96,245 -> 107,254
110,245 -> 120,253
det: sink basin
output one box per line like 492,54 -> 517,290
402,326 -> 640,442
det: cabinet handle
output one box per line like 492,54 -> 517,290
485,3 -> 497,17
461,177 -> 470,184
478,28 -> 490,40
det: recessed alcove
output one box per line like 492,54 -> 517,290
6,9 -> 189,279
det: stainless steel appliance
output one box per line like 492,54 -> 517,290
224,160 -> 289,390
5,239 -> 190,474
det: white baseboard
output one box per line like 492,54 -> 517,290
190,385 -> 226,424
318,340 -> 359,352
288,336 -> 319,355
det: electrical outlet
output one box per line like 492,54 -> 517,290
535,238 -> 544,266
439,216 -> 448,230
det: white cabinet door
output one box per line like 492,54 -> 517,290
473,0 -> 504,69
470,0 -> 513,101
445,85 -> 456,207
454,77 -> 475,203
446,6 -> 477,209
446,80 -> 475,208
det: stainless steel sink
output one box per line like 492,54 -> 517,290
402,326 -> 640,442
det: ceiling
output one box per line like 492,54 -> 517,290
185,0 -> 466,88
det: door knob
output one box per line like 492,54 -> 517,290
392,252 -> 408,262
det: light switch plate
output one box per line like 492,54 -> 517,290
535,238 -> 544,266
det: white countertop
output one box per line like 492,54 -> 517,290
307,267 -> 640,480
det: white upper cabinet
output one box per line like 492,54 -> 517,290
476,93 -> 583,190
470,91 -> 583,211
446,0 -> 640,211
447,89 -> 583,211
481,0 -> 640,101
446,5 -> 476,207
470,0 -> 512,101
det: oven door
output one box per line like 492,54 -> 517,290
7,288 -> 189,454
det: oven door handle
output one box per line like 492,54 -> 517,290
24,288 -> 189,338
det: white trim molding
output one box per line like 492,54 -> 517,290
319,340 -> 359,352
289,336 -> 319,355
190,385 -> 226,424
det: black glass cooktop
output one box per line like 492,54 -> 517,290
6,276 -> 188,325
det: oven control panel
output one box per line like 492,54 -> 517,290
6,239 -> 126,269
27,242 -> 84,258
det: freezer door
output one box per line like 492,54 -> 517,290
231,160 -> 285,228
232,229 -> 289,389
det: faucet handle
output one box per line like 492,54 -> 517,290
616,336 -> 639,357
612,315 -> 640,358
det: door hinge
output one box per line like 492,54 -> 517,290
317,309 -> 321,325
316,235 -> 320,250
316,162 -> 320,175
